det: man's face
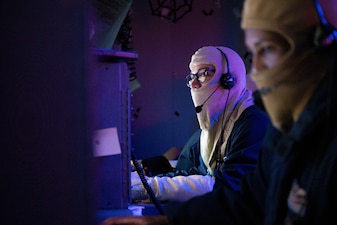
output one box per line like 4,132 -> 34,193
244,28 -> 294,131
244,28 -> 290,75
187,64 -> 216,89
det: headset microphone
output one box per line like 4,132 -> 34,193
258,85 -> 276,95
195,85 -> 221,113
195,105 -> 203,113
258,79 -> 288,95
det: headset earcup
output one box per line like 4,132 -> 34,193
313,0 -> 337,47
314,23 -> 337,47
221,72 -> 235,89
216,47 -> 235,89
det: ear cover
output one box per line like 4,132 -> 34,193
216,47 -> 235,89
313,0 -> 337,47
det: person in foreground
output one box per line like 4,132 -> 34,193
132,46 -> 269,202
102,0 -> 337,224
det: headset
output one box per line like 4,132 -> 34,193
313,0 -> 337,47
194,47 -> 234,113
216,47 -> 235,89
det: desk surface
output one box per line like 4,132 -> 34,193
96,203 -> 161,224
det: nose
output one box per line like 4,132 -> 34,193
250,67 -> 257,75
251,55 -> 266,73
190,78 -> 201,89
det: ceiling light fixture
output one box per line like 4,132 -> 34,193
148,0 -> 193,23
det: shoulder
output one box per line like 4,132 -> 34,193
231,105 -> 270,139
179,129 -> 201,155
237,105 -> 270,126
184,129 -> 201,145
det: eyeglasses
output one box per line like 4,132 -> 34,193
186,67 -> 215,87
185,67 -> 215,87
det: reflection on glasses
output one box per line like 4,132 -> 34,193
185,67 -> 216,87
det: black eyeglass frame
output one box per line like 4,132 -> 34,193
185,67 -> 216,87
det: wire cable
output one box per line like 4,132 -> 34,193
130,149 -> 166,215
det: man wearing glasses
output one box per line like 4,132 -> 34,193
131,46 -> 269,203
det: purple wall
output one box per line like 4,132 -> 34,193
128,0 -> 249,159
2,0 -> 95,224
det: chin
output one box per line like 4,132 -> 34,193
271,116 -> 293,133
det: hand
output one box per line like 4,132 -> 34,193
131,171 -> 143,186
131,183 -> 149,201
131,171 -> 150,201
100,215 -> 169,225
